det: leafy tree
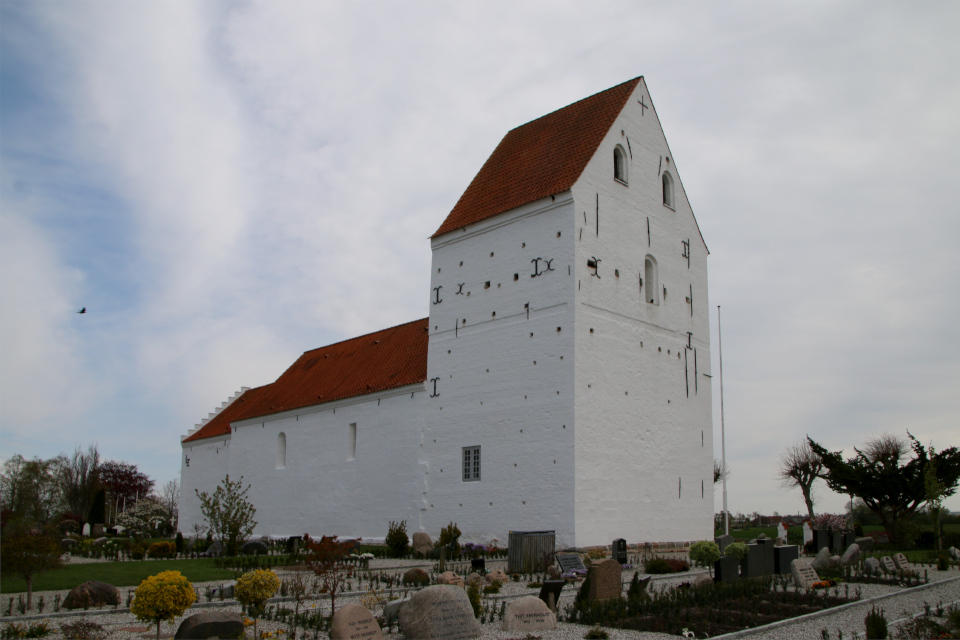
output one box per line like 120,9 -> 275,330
130,570 -> 196,640
808,433 -> 960,545
59,444 -> 100,523
235,569 -> 280,638
303,534 -> 356,615
1,455 -> 65,525
0,521 -> 64,609
195,475 -> 257,556
777,440 -> 824,518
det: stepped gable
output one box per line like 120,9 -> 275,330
184,318 -> 429,442
182,384 -> 271,443
432,77 -> 641,238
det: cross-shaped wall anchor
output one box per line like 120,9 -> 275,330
456,283 -> 465,295
433,286 -> 442,304
429,377 -> 439,397
638,96 -> 648,115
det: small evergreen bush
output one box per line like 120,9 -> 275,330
385,521 -> 409,558
584,626 -> 609,639
725,542 -> 748,561
467,582 -> 481,618
436,522 -> 462,553
864,605 -> 887,639
146,542 -> 176,559
689,541 -> 721,570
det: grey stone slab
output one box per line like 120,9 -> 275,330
502,596 -> 556,632
556,553 -> 586,574
715,555 -> 739,583
773,545 -> 799,575
741,544 -> 766,578
715,535 -> 735,553
612,538 -> 627,564
814,530 -> 831,552
881,556 -> 897,574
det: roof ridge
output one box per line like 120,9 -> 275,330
506,76 -> 643,133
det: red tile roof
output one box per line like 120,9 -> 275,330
183,318 -> 429,443
432,77 -> 641,238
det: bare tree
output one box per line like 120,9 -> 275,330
777,440 -> 824,518
59,444 -> 100,522
862,433 -> 909,465
158,479 -> 180,528
713,458 -> 729,484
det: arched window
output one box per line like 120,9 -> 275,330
613,146 -> 627,184
662,172 -> 674,208
644,255 -> 659,305
276,432 -> 286,469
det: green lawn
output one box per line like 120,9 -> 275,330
1,559 -> 235,594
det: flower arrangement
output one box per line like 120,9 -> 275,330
811,579 -> 837,589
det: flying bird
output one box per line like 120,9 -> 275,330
77,307 -> 86,314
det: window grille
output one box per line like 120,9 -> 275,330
463,446 -> 481,481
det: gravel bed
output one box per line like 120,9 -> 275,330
3,559 -> 958,639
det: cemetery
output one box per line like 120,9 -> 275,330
2,524 -> 960,640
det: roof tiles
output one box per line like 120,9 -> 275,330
432,77 -> 641,238
183,318 -> 429,443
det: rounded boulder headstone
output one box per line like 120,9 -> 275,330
330,603 -> 384,640
438,571 -> 464,587
502,595 -> 556,632
398,585 -> 480,640
464,572 -> 482,586
840,543 -> 860,565
175,611 -> 244,639
61,538 -> 77,551
811,546 -> 832,570
93,537 -> 109,547
412,532 -> 433,556
63,581 -> 121,609
485,569 -> 509,584
403,567 -> 430,587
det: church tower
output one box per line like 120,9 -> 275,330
421,77 -> 713,548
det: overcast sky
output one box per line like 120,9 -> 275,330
2,1 -> 958,521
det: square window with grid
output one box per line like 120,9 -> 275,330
462,446 -> 480,482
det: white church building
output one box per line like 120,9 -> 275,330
179,77 -> 714,549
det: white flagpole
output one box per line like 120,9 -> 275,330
718,305 -> 729,536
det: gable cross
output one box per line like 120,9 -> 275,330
638,96 -> 648,115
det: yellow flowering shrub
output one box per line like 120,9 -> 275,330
235,569 -> 280,639
130,570 -> 196,640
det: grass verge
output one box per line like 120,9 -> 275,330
1,559 -> 234,594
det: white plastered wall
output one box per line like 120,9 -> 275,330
421,198 -> 578,548
570,78 -> 714,547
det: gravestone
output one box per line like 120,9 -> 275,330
398,585 -> 480,640
470,558 -> 485,572
844,532 -> 856,549
831,532 -> 843,553
438,571 -> 464,587
950,547 -> 960,561
741,544 -> 767,578
790,558 -> 819,589
61,538 -> 77,551
464,572 -> 482,587
556,552 -> 586,575
881,556 -> 897,574
813,529 -> 830,552
242,540 -> 268,556
774,545 -> 799,575
714,556 -> 739,583
777,522 -> 788,544
93,537 -> 108,547
715,534 -> 734,553
286,536 -> 302,553
213,582 -> 235,599
587,559 -> 622,600
755,538 -> 775,574
92,524 -> 104,537
403,568 -> 430,587
412,532 -> 433,556
330,603 -> 384,640
841,543 -> 860,565
382,597 -> 411,625
82,523 -> 91,537
811,546 -> 832,570
63,581 -> 121,609
175,612 -> 244,640
546,566 -> 560,580
803,522 -> 813,546
538,580 -> 565,612
502,596 -> 556,632
486,569 -> 509,584
612,538 -> 628,564
893,553 -> 914,573
856,536 -> 874,552
864,558 -> 881,576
